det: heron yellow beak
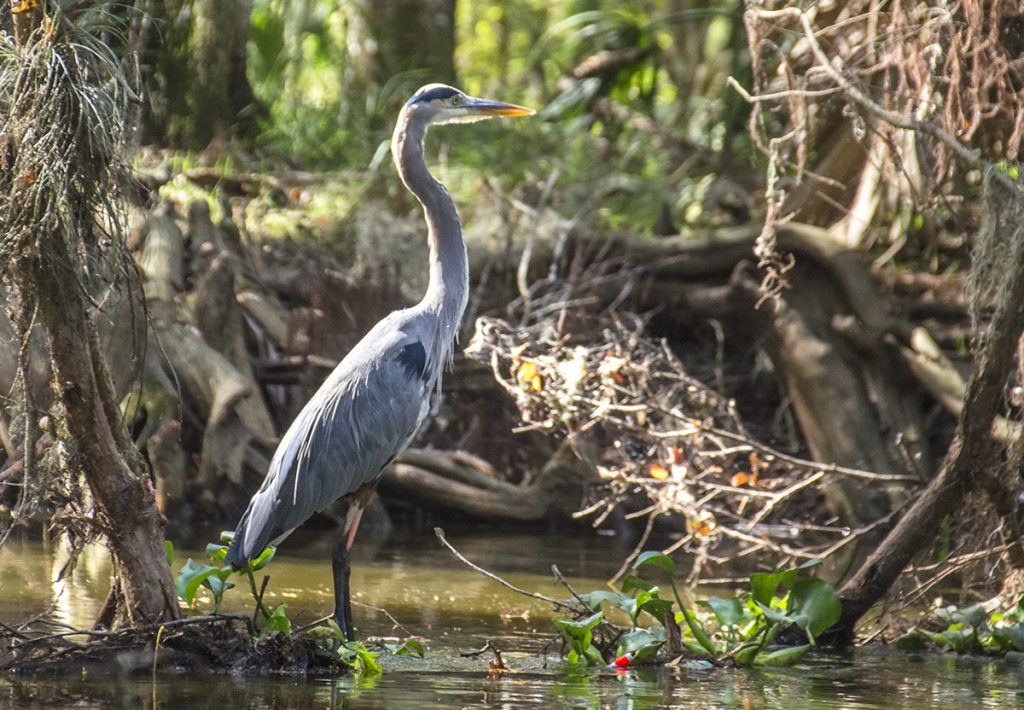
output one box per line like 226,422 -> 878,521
469,99 -> 535,117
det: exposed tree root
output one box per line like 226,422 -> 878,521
0,617 -> 346,676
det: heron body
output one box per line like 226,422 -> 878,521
224,84 -> 532,640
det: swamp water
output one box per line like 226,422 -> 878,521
1,530 -> 1022,709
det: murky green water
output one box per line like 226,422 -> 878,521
1,529 -> 1022,708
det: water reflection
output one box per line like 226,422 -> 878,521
2,531 -> 1023,708
2,654 -> 1021,709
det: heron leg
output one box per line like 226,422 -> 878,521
331,502 -> 365,642
331,536 -> 355,642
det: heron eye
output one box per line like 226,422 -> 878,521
450,95 -> 462,106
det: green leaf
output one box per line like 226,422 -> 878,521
749,560 -> 821,607
308,620 -> 345,642
554,611 -> 603,655
387,638 -> 426,658
219,530 -> 235,545
582,644 -> 604,666
203,574 -> 235,596
634,551 -> 675,577
250,545 -> 277,572
705,597 -> 745,627
577,590 -> 629,613
638,597 -> 675,626
678,606 -> 717,657
265,603 -> 292,634
993,624 -> 1024,652
731,641 -> 761,666
750,570 -> 797,608
893,630 -> 929,651
921,627 -> 973,653
175,559 -> 220,605
618,628 -> 664,663
164,540 -> 175,567
787,578 -> 841,643
756,602 -> 790,626
682,639 -> 712,657
621,574 -> 654,595
754,644 -> 812,666
205,543 -> 228,564
936,603 -> 987,629
559,611 -> 604,634
339,641 -> 381,676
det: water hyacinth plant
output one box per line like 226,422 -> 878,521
555,552 -> 841,668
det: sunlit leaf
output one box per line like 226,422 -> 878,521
583,644 -> 604,665
749,566 -> 800,607
205,543 -> 228,563
339,641 -> 381,676
250,545 -> 276,572
164,540 -> 175,567
648,463 -> 669,480
265,603 -> 291,634
516,361 -> 543,391
730,472 -> 751,487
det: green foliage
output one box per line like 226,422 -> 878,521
264,603 -> 292,634
174,558 -> 235,614
243,0 -> 752,240
554,611 -> 606,665
169,535 -> 278,624
309,620 -> 384,676
384,638 -> 427,658
895,598 -> 1024,656
554,552 -> 841,668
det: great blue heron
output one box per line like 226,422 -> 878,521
224,84 -> 533,640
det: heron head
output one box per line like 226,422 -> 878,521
404,83 -> 534,125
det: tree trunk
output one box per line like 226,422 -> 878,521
140,0 -> 256,148
9,255 -> 178,626
345,0 -> 457,88
833,177 -> 1024,643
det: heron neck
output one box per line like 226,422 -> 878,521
392,115 -> 469,337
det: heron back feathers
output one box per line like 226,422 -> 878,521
225,310 -> 438,568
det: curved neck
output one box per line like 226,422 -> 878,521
392,113 -> 469,330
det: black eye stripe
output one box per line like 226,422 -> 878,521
408,86 -> 461,105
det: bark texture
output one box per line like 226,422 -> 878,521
8,255 -> 179,626
833,179 -> 1024,642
